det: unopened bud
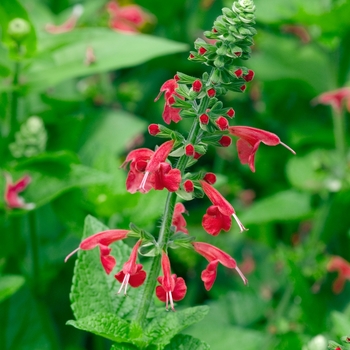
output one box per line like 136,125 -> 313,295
215,116 -> 229,130
7,18 -> 31,42
240,84 -> 246,92
148,124 -> 161,136
207,88 -> 216,98
184,180 -> 194,192
219,135 -> 232,147
199,113 -> 209,125
192,79 -> 202,92
185,144 -> 195,157
194,152 -> 203,159
203,173 -> 216,184
243,69 -> 255,82
234,69 -> 243,78
227,108 -> 235,118
199,47 -> 207,55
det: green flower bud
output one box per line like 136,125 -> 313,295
7,18 -> 31,42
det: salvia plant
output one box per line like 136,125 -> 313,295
65,0 -> 295,348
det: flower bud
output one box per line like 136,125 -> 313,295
189,53 -> 195,59
227,108 -> 235,118
148,124 -> 161,136
243,69 -> 255,82
215,116 -> 229,130
174,74 -> 180,81
199,113 -> 209,125
234,69 -> 243,78
184,180 -> 194,192
7,18 -> 31,42
207,88 -> 216,98
185,144 -> 195,157
203,172 -> 216,184
199,47 -> 207,55
194,152 -> 203,159
192,79 -> 202,92
240,84 -> 246,92
219,135 -> 232,147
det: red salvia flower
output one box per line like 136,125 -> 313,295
202,205 -> 232,236
148,124 -> 161,136
45,4 -> 83,34
219,135 -> 232,147
115,240 -> 146,294
234,69 -> 243,78
155,78 -> 183,124
192,80 -> 202,92
207,88 -> 216,98
156,252 -> 187,311
4,173 -> 35,210
327,255 -> 350,294
107,1 -> 149,33
228,126 -> 295,172
172,203 -> 188,233
192,242 -> 247,290
198,47 -> 207,55
154,162 -> 181,192
313,87 -> 350,113
65,229 -> 129,274
240,84 -> 246,92
203,172 -> 217,185
215,116 -> 229,130
200,180 -> 247,232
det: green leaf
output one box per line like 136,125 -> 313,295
110,343 -> 139,350
239,190 -> 312,225
67,313 -> 133,343
164,334 -> 211,350
0,275 -> 25,303
331,311 -> 350,338
69,215 -> 151,321
144,306 -> 209,347
23,28 -> 188,91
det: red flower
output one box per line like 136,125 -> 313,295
45,4 -> 83,34
148,124 -> 161,136
234,69 -> 243,78
203,172 -> 216,185
227,108 -> 235,118
183,180 -> 194,193
65,229 -> 129,274
155,78 -> 183,124
240,84 -> 246,92
172,203 -> 188,233
243,69 -> 255,82
115,240 -> 146,294
313,87 -> 350,113
228,126 -> 295,172
154,162 -> 181,192
327,256 -> 350,294
200,180 -> 247,233
207,88 -> 216,98
202,205 -> 231,236
198,47 -> 207,55
107,1 -> 149,33
199,113 -> 209,125
4,173 -> 34,210
185,144 -> 195,157
192,242 -> 248,290
156,252 -> 187,311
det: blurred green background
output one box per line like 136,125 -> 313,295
1,0 -> 350,349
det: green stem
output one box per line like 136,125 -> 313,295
28,211 -> 40,295
332,108 -> 347,164
134,91 -> 211,326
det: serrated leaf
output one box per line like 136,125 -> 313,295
22,28 -> 188,92
144,306 -> 209,347
110,344 -> 139,350
164,334 -> 211,350
70,215 -> 152,321
67,313 -> 134,343
0,275 -> 25,303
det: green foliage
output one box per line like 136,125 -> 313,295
0,275 -> 25,303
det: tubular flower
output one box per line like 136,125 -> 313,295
228,126 -> 295,172
172,203 -> 188,233
4,173 -> 35,210
115,240 -> 146,294
65,229 -> 129,274
200,180 -> 247,233
313,87 -> 350,113
202,205 -> 232,236
154,162 -> 181,192
327,256 -> 350,294
156,252 -> 187,311
193,242 -> 247,291
107,1 -> 149,33
155,78 -> 183,124
45,5 -> 83,34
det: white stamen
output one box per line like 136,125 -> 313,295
118,273 -> 130,295
280,141 -> 296,155
139,171 -> 149,192
64,247 -> 80,263
235,266 -> 248,285
169,292 -> 175,311
165,292 -> 169,311
232,213 -> 248,233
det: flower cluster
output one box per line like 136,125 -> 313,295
66,0 -> 295,311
